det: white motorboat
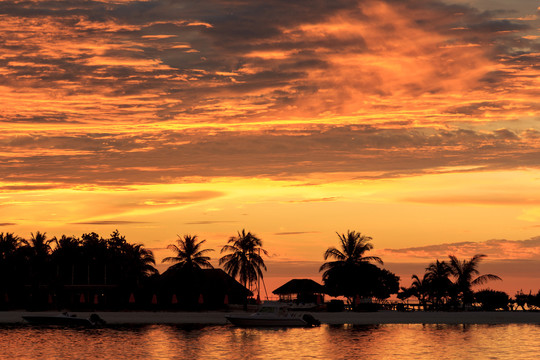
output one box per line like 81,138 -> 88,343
22,312 -> 106,327
226,302 -> 320,327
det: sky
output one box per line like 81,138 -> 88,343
1,0 -> 539,297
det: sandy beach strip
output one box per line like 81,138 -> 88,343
1,310 -> 539,325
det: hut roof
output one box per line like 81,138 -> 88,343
272,279 -> 325,295
201,269 -> 253,297
161,267 -> 252,297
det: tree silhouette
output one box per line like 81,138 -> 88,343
320,231 -> 397,303
51,235 -> 82,285
424,259 -> 453,308
163,234 -> 214,271
23,231 -> 53,259
219,229 -> 267,292
0,233 -> 24,306
408,273 -> 429,308
161,234 -> 214,307
319,231 -> 383,279
21,231 -> 54,284
81,232 -> 108,284
123,243 -> 158,288
475,289 -> 510,311
0,232 -> 21,261
448,254 -> 501,308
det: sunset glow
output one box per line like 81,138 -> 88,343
1,0 -> 539,295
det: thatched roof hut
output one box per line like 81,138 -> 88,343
272,279 -> 325,303
160,268 -> 252,308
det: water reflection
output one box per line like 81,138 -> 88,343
1,324 -> 539,359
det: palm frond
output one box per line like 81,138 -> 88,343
472,274 -> 502,285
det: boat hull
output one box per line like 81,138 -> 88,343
22,313 -> 105,326
23,315 -> 93,326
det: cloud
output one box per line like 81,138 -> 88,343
138,191 -> 225,206
286,197 -> 341,203
0,0 -> 536,121
184,220 -> 238,225
380,237 -> 540,261
0,184 -> 61,191
401,194 -> 540,206
0,0 -> 538,187
1,125 -> 539,186
273,231 -> 320,235
0,223 -> 17,226
71,220 -> 151,225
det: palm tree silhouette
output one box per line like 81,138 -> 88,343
448,254 -> 501,308
19,232 -> 54,307
22,231 -> 53,259
81,232 -> 108,284
0,233 -> 24,303
163,234 -> 214,271
124,243 -> 158,287
21,231 -> 53,280
0,232 -> 21,261
319,231 -> 386,304
51,235 -> 82,285
424,259 -> 453,308
219,229 -> 268,292
319,230 -> 383,279
408,273 -> 429,308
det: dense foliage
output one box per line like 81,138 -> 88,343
320,231 -> 400,304
0,230 -> 158,310
0,229 -> 268,310
475,290 -> 510,311
398,254 -> 504,310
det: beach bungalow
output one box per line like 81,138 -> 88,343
159,268 -> 252,309
272,279 -> 325,305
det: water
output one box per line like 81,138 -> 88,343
1,324 -> 539,359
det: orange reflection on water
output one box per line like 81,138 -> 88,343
1,324 -> 539,359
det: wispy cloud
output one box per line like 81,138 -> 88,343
381,237 -> 540,260
274,231 -> 321,235
184,220 -> 238,225
71,220 -> 151,225
286,197 -> 341,203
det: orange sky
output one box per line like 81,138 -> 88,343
0,0 -> 539,296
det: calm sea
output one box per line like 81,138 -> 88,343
1,324 -> 539,359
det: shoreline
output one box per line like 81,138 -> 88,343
2,310 -> 539,325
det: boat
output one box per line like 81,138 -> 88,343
225,302 -> 320,327
22,312 -> 106,327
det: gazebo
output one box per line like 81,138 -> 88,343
272,279 -> 325,304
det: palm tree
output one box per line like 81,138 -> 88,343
408,273 -> 429,308
163,234 -> 214,271
319,231 -> 387,303
51,235 -> 82,285
22,231 -> 53,258
18,231 -> 54,307
448,254 -> 501,307
319,230 -> 383,279
424,259 -> 453,308
0,232 -> 21,261
21,231 -> 54,282
0,233 -> 24,301
81,232 -> 108,285
219,229 -> 268,292
124,243 -> 158,287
